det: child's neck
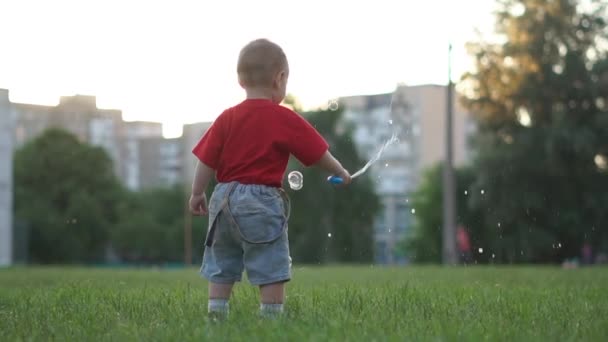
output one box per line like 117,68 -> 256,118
245,87 -> 273,100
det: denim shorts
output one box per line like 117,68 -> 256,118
200,182 -> 292,286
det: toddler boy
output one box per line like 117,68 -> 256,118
189,38 -> 351,319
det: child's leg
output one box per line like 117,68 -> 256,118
210,282 -> 234,299
207,282 -> 234,319
233,184 -> 292,317
259,281 -> 285,317
259,281 -> 284,303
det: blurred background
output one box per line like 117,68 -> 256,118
0,0 -> 606,268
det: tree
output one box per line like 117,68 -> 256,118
402,164 -> 484,263
109,185 -> 209,264
286,107 -> 381,263
13,129 -> 124,263
461,0 -> 608,262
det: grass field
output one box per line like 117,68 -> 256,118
0,266 -> 607,341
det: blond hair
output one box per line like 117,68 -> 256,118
237,39 -> 288,88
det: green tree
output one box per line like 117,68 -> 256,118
461,0 -> 608,262
403,164 -> 484,263
109,184 -> 209,264
286,107 -> 380,263
14,129 -> 124,263
110,185 -> 183,263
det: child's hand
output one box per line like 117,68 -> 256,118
337,168 -> 352,185
189,193 -> 208,216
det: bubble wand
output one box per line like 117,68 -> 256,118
327,132 -> 399,184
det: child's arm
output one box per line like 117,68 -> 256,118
314,151 -> 352,185
189,161 -> 215,215
281,109 -> 351,185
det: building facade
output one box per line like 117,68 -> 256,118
181,122 -> 212,187
13,94 -> 126,178
136,137 -> 183,189
121,121 -> 164,190
6,90 -> 170,191
341,84 -> 474,264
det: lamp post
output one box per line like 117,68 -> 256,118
442,43 -> 458,265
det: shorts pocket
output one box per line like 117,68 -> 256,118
230,197 -> 286,244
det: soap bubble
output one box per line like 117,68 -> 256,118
328,100 -> 339,111
288,171 -> 303,190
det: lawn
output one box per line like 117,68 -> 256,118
0,266 -> 606,341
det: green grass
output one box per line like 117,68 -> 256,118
0,266 -> 607,341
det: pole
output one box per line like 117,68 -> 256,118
442,43 -> 458,265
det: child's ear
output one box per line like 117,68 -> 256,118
273,71 -> 284,88
278,70 -> 288,86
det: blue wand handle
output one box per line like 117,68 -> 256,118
327,175 -> 344,185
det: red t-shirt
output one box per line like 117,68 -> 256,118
192,99 -> 329,188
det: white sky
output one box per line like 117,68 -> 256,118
0,0 -> 496,137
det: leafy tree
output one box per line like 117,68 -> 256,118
461,0 -> 608,262
403,164 -> 484,263
286,107 -> 381,263
109,184 -> 210,264
111,186 -> 178,262
13,129 -> 124,263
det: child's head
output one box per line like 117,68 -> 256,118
237,39 -> 289,103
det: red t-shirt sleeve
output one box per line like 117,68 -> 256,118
192,113 -> 226,169
284,110 -> 329,166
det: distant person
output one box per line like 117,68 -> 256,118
581,243 -> 593,265
189,38 -> 351,320
457,226 -> 472,264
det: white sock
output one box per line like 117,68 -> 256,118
208,299 -> 229,315
260,303 -> 284,317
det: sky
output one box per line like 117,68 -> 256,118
1,0 -> 497,137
